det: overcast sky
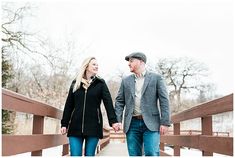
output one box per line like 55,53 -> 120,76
4,0 -> 234,95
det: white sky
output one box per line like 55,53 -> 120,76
4,0 -> 234,96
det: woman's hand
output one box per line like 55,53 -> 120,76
61,127 -> 67,135
112,123 -> 122,132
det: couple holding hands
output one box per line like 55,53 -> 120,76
61,52 -> 171,156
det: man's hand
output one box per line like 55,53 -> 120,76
112,123 -> 122,132
160,125 -> 168,135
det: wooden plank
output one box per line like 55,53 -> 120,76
171,94 -> 233,123
173,123 -> 180,156
160,143 -> 165,151
110,136 -> 126,139
2,89 -> 63,119
161,135 -> 233,156
99,137 -> 110,150
161,135 -> 200,149
199,136 -> 233,156
31,115 -> 44,156
62,144 -> 69,156
201,116 -> 213,156
2,134 -> 68,156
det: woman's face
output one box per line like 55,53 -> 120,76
86,59 -> 98,75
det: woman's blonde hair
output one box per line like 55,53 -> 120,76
73,57 -> 96,92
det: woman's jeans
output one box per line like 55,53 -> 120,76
126,117 -> 160,156
69,136 -> 99,156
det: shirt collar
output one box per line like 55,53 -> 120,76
134,70 -> 146,78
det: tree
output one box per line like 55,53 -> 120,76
2,50 -> 13,87
156,57 -> 209,113
2,3 -> 50,60
2,50 -> 14,134
197,83 -> 218,103
1,2 -> 86,134
1,3 -> 50,134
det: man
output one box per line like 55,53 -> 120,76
114,52 -> 171,156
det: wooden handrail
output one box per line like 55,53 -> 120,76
2,89 -> 63,119
171,94 -> 233,123
166,130 -> 230,136
96,127 -> 111,154
2,88 -> 111,156
160,94 -> 233,156
2,134 -> 68,156
2,88 -> 69,156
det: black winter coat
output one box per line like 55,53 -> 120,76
61,77 -> 117,138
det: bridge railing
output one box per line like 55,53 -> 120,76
2,88 -> 111,156
96,127 -> 110,154
167,129 -> 230,137
160,94 -> 233,156
109,129 -> 126,142
2,88 -> 69,156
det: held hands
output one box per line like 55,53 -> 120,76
112,123 -> 122,132
61,127 -> 67,135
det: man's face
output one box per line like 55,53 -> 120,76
128,58 -> 141,73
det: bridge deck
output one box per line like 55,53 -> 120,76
97,142 -> 226,156
97,142 -> 128,156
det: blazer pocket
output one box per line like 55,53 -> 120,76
152,112 -> 159,116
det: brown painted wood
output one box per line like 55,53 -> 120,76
160,143 -> 165,151
2,134 -> 68,156
199,136 -> 233,156
173,123 -> 180,156
171,94 -> 233,123
201,116 -> 213,156
99,137 -> 110,150
167,130 -> 229,136
31,115 -> 44,156
2,89 -> 63,119
161,135 -> 233,156
62,144 -> 69,156
161,135 -> 200,149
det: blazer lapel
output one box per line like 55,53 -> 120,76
142,71 -> 151,95
129,75 -> 135,98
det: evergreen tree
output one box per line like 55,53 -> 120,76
2,49 -> 14,134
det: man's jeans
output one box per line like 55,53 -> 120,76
69,136 -> 99,156
126,117 -> 160,156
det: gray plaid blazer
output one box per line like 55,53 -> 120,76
115,71 -> 171,133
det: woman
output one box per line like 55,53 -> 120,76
61,57 -> 118,156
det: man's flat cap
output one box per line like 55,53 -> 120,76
125,52 -> 147,63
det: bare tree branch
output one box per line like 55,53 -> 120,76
156,57 -> 209,109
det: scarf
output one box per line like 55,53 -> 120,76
81,76 -> 96,90
81,78 -> 91,90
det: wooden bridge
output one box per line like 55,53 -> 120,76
2,89 -> 233,156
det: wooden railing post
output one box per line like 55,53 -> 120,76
96,128 -> 111,155
201,116 -> 213,156
160,142 -> 164,150
174,123 -> 180,156
62,144 -> 69,156
31,115 -> 44,156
